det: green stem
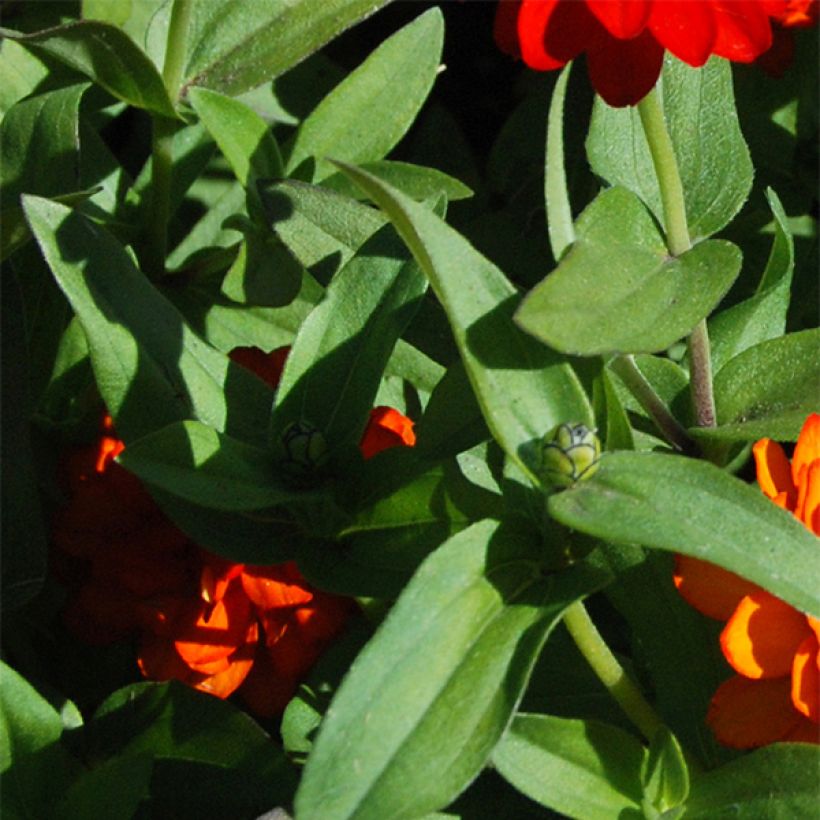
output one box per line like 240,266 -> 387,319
563,601 -> 664,742
145,0 -> 194,278
610,355 -> 697,454
637,87 -> 716,428
162,0 -> 195,99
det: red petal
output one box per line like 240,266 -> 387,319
587,0 -> 651,38
239,648 -> 301,717
494,0 -> 522,57
708,675 -> 805,748
517,0 -> 599,70
711,0 -> 774,62
649,0 -> 718,66
585,29 -> 665,106
720,590 -> 811,679
673,555 -> 761,621
791,635 -> 819,721
229,346 -> 290,389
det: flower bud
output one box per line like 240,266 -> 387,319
539,423 -> 601,487
278,421 -> 328,480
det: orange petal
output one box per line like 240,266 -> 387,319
807,615 -> 820,644
791,635 -> 820,722
360,406 -> 416,459
795,460 -> 820,535
782,717 -> 820,744
753,437 -> 796,503
200,554 -> 245,604
241,561 -> 313,610
174,585 -> 255,668
792,413 -> 820,488
138,635 -> 199,685
720,590 -> 811,678
193,640 -> 257,699
673,555 -> 760,621
238,647 -> 301,717
707,675 -> 803,748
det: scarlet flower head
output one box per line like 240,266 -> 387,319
495,0 -> 792,106
674,413 -> 820,748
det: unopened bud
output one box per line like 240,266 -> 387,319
539,423 -> 601,487
279,421 -> 328,479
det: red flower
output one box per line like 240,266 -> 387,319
495,0 -> 791,106
52,347 -> 416,714
674,414 -> 820,747
756,0 -> 818,76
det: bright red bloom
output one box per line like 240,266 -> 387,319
52,348 -> 416,715
495,0 -> 791,106
674,414 -> 820,748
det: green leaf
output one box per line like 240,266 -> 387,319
492,714 -> 646,820
335,161 -> 592,484
545,64 -> 575,261
0,662 -> 75,819
285,9 -> 443,181
54,753 -> 152,820
0,22 -> 177,117
641,729 -> 689,817
587,55 -> 752,241
180,0 -> 392,99
707,188 -> 794,373
88,681 -> 295,802
188,86 -> 283,186
322,160 -> 472,203
683,744 -> 820,818
22,196 -> 274,446
260,180 -> 386,281
118,420 -> 301,511
515,187 -> 742,356
82,0 -> 167,63
548,451 -> 820,617
270,223 -> 427,449
0,83 -> 88,208
696,328 -> 820,442
295,520 -> 605,819
0,39 -> 50,123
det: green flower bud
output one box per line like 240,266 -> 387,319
539,423 -> 601,487
279,421 -> 328,480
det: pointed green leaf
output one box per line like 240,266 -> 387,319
641,729 -> 689,816
587,55 -> 752,241
322,160 -> 472,204
1,83 -> 88,208
683,745 -> 820,818
696,328 -> 820,442
492,714 -> 646,819
270,223 -> 427,449
335,161 -> 592,483
22,196 -> 273,446
515,187 -> 742,356
118,420 -> 301,511
189,86 -> 283,186
545,64 -> 575,261
1,662 -> 75,819
549,451 -> 820,617
0,22 -> 177,117
260,180 -> 386,280
180,0 -> 392,98
286,9 -> 443,181
295,520 -> 605,819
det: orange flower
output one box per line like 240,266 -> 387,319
674,413 -> 820,748
52,347 -> 416,714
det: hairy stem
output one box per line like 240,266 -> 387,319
563,601 -> 665,742
610,355 -> 697,454
637,86 -> 716,428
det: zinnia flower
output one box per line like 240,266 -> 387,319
674,413 -> 820,747
756,0 -> 818,76
495,0 -> 793,106
52,346 -> 416,715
